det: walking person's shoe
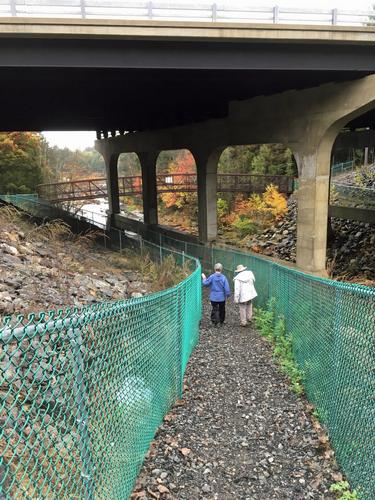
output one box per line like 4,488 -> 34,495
240,323 -> 247,327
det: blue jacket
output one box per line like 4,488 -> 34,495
202,272 -> 231,302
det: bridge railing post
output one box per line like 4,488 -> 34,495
10,0 -> 16,16
273,5 -> 279,24
332,8 -> 338,25
211,3 -> 217,22
80,0 -> 86,19
147,1 -> 153,20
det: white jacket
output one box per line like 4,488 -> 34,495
234,270 -> 257,304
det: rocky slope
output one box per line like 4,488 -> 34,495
0,209 -> 152,318
236,197 -> 374,284
335,163 -> 375,188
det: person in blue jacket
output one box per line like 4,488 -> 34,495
202,263 -> 231,326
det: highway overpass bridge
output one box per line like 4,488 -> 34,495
0,12 -> 374,274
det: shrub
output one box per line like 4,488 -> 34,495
232,217 -> 258,238
223,184 -> 287,238
254,301 -> 304,396
217,197 -> 229,221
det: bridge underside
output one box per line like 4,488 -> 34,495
0,21 -> 375,131
95,74 -> 375,275
0,67 -> 374,131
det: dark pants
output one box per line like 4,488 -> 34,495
211,301 -> 226,325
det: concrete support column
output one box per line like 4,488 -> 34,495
139,151 -> 158,225
104,153 -> 120,227
293,141 -> 333,274
194,149 -> 221,243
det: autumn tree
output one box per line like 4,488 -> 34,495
223,185 -> 288,239
159,150 -> 196,210
46,146 -> 105,181
118,152 -> 141,176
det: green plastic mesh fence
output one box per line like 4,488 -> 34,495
0,242 -> 201,499
212,246 -> 375,499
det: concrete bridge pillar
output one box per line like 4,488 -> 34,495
194,149 -> 222,243
293,140 -> 333,274
139,152 -> 158,225
104,152 -> 120,227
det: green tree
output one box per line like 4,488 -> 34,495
0,132 -> 46,194
118,152 -> 141,176
45,146 -> 105,181
218,144 -> 297,176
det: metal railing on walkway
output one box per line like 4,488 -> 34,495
1,194 -> 374,499
331,182 -> 375,209
331,160 -> 355,176
37,173 -> 295,203
0,1 -> 374,27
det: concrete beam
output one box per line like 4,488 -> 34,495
96,75 -> 375,156
1,18 -> 375,44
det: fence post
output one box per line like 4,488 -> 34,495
80,0 -> 86,19
68,327 -> 95,499
332,8 -> 338,25
10,0 -> 16,16
273,5 -> 279,23
211,3 -> 217,22
159,233 -> 162,263
118,229 -> 122,254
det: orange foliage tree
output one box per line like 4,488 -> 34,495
160,151 -> 196,210
223,184 -> 287,238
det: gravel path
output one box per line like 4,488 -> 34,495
132,297 -> 340,500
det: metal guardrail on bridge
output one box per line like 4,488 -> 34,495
0,1 -> 374,27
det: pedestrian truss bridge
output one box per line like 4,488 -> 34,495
37,173 -> 295,203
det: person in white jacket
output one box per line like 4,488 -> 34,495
233,264 -> 257,327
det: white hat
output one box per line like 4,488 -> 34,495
234,264 -> 247,273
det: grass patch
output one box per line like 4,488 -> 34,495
107,250 -> 190,292
254,299 -> 304,396
329,481 -> 359,499
0,204 -> 31,232
28,219 -> 73,242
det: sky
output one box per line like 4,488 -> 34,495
42,0 -> 373,152
42,131 -> 97,151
